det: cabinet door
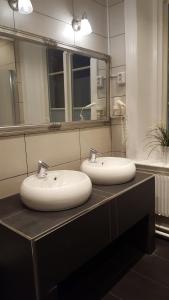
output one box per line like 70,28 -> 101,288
116,178 -> 155,236
35,204 -> 110,297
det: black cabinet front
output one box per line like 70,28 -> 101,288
35,204 -> 110,297
116,179 -> 155,235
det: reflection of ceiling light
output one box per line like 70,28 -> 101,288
72,13 -> 92,36
81,13 -> 92,36
8,0 -> 33,15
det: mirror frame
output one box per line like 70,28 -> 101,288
0,26 -> 110,137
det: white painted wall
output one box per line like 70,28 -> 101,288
125,0 -> 164,160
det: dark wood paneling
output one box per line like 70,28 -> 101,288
0,225 -> 37,300
116,178 -> 155,236
2,189 -> 112,240
35,204 -> 110,297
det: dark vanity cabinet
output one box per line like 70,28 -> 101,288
0,172 -> 155,300
36,204 -> 111,298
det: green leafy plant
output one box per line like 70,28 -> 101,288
145,125 -> 169,157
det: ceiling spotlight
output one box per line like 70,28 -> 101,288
8,0 -> 33,15
72,13 -> 92,36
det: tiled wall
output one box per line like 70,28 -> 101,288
108,0 -> 126,157
0,0 -> 125,198
0,0 -> 108,54
0,127 -> 111,199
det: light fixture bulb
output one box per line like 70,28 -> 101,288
80,14 -> 92,36
72,19 -> 81,32
18,0 -> 33,14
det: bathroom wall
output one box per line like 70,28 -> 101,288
0,0 -> 126,199
0,126 -> 111,199
0,0 -> 112,199
108,0 -> 126,157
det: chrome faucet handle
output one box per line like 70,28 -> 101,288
37,160 -> 49,178
90,148 -> 98,154
90,148 -> 102,156
89,148 -> 100,162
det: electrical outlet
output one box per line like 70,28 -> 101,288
97,76 -> 104,88
117,72 -> 126,85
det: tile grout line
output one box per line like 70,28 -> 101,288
111,95 -> 126,98
109,33 -> 125,39
78,129 -> 82,162
107,0 -> 110,55
109,0 -> 124,8
24,134 -> 29,177
72,0 -> 75,46
30,11 -> 108,39
153,251 -> 169,263
110,292 -> 123,300
29,158 -> 81,174
92,0 -> 107,8
0,173 -> 27,182
111,65 -> 126,69
131,269 -> 169,290
33,10 -> 72,25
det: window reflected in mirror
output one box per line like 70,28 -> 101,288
0,37 -> 19,127
0,35 -> 108,128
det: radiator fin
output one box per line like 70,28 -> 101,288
155,174 -> 169,217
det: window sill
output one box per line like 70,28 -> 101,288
135,159 -> 169,174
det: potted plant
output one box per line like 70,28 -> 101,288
145,125 -> 169,163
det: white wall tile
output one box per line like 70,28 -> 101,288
0,136 -> 27,180
112,151 -> 126,157
110,79 -> 126,98
110,66 -> 126,97
25,130 -> 81,173
50,160 -> 81,171
32,0 -> 73,24
0,0 -> 14,28
75,33 -> 107,54
74,0 -> 107,37
14,12 -> 74,45
110,34 -> 125,67
111,115 -> 125,125
80,126 -> 111,158
0,175 -> 26,199
111,124 -> 126,152
109,2 -> 125,37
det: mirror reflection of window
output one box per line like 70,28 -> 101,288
0,37 -> 19,126
0,34 -> 108,127
16,41 -> 49,125
72,54 -> 91,121
47,49 -> 65,122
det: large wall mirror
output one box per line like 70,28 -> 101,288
0,32 -> 110,131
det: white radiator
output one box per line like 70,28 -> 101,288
155,174 -> 169,217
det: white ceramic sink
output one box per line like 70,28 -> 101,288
81,157 -> 136,185
20,170 -> 92,211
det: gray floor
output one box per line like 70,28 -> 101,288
58,237 -> 169,300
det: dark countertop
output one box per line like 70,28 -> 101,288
0,172 -> 154,240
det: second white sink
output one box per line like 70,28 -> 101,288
20,170 -> 92,211
81,157 -> 136,185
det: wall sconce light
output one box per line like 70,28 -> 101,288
8,0 -> 33,15
72,13 -> 92,36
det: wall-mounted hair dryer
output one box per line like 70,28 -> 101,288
80,102 -> 96,120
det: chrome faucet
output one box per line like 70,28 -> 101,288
37,160 -> 48,178
89,148 -> 99,163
